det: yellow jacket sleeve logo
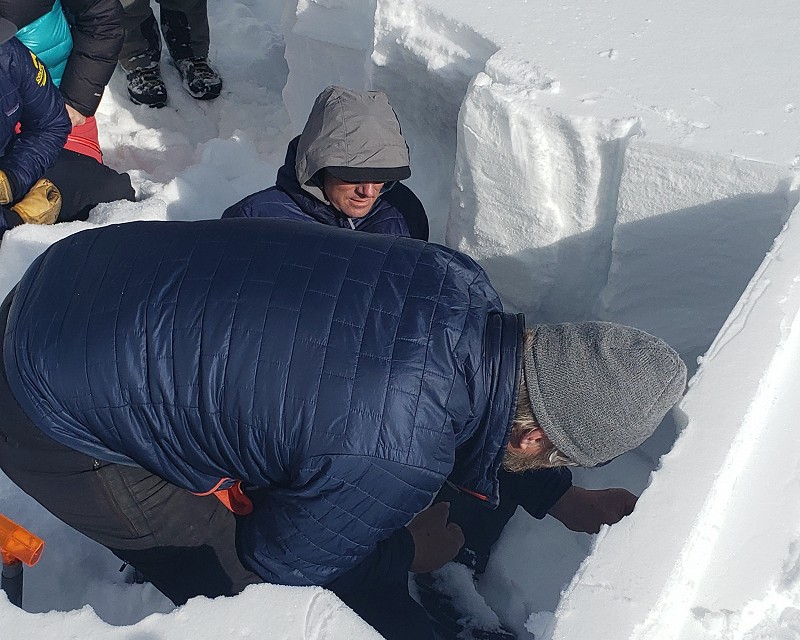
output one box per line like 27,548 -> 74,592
30,52 -> 47,87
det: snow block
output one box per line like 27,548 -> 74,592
547,200 -> 800,640
281,0 -> 376,129
3,583 -> 383,640
372,0 -> 497,239
445,69 -> 640,321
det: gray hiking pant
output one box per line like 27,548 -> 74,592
119,0 -> 210,71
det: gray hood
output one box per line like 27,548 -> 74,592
295,86 -> 411,203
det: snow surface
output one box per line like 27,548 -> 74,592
2,0 -> 800,638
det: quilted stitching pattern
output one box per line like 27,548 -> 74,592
6,218 -> 518,585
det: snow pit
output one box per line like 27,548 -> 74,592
1,0 -> 799,638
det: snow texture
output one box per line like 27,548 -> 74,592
1,0 -> 799,638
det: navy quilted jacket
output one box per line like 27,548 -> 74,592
4,218 -> 523,588
222,136 -> 411,236
0,37 -> 70,234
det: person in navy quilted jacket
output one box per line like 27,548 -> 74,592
223,86 -> 429,241
0,219 -> 686,639
0,20 -> 71,238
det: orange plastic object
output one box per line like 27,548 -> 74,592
0,514 -> 44,567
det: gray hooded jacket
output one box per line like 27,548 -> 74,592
295,86 -> 411,203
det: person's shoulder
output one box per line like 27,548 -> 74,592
0,38 -> 29,75
381,182 -> 422,212
222,186 -> 302,219
0,37 -> 23,57
61,0 -> 125,24
356,210 -> 408,236
376,182 -> 429,240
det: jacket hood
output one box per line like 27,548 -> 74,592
276,137 -> 338,224
295,86 -> 410,203
0,18 -> 17,44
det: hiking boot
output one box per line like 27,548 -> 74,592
126,65 -> 167,108
174,57 -> 222,100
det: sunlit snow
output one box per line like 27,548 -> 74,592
2,1 -> 799,639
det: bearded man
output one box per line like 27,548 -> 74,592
0,218 -> 686,639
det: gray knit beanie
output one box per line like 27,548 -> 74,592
523,322 -> 687,467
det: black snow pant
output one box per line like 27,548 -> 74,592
119,0 -> 211,71
44,149 -> 136,223
0,291 -> 259,606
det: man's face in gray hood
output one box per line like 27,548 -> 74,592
322,173 -> 386,218
295,86 -> 411,210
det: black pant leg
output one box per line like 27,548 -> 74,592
0,411 -> 260,605
158,0 -> 210,61
340,582 -> 435,640
44,149 -> 135,223
98,463 -> 261,604
119,0 -> 162,71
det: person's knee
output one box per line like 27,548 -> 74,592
47,153 -> 136,222
108,171 -> 136,203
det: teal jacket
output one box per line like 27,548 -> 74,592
0,0 -> 124,115
15,1 -> 71,87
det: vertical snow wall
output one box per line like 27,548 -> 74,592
280,0 -> 796,364
548,199 -> 800,640
278,0 -> 800,634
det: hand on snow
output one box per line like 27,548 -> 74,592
548,486 -> 637,534
406,501 -> 465,573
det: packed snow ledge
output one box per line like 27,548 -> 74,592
2,0 -> 799,639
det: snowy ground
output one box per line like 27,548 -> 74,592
1,0 -> 800,639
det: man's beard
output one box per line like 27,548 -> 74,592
501,447 -> 556,473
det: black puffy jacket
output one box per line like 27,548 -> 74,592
0,0 -> 124,115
